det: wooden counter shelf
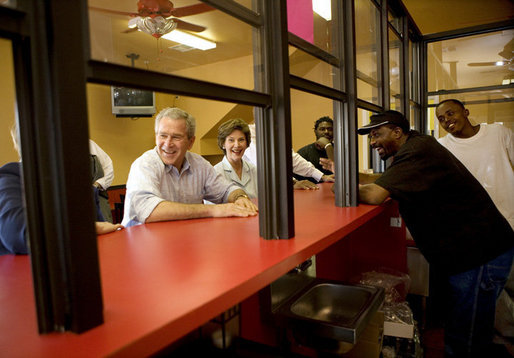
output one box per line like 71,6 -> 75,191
0,183 -> 406,357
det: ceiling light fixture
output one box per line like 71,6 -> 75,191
313,0 -> 332,21
495,61 -> 505,66
162,30 -> 216,50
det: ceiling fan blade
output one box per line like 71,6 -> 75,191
173,18 -> 207,33
171,3 -> 215,17
498,38 -> 514,60
89,6 -> 138,17
122,27 -> 139,34
467,62 -> 501,67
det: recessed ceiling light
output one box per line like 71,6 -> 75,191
313,0 -> 332,21
162,30 -> 216,51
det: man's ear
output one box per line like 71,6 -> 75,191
392,127 -> 402,139
187,136 -> 196,150
464,108 -> 469,117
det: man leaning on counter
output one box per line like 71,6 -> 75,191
355,110 -> 513,357
121,107 -> 258,227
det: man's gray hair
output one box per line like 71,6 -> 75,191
154,107 -> 196,139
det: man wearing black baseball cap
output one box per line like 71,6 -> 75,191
357,110 -> 513,357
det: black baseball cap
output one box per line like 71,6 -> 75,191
357,110 -> 410,135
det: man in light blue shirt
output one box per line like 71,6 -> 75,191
122,107 -> 258,227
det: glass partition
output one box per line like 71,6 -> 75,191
429,92 -> 514,139
87,83 -> 257,187
88,0 -> 259,91
234,0 -> 257,12
0,38 -> 18,166
355,0 -> 381,105
287,0 -> 339,56
357,107 -> 385,173
427,29 -> 514,91
389,29 -> 401,111
290,89 -> 335,154
388,9 -> 401,35
288,45 -> 339,88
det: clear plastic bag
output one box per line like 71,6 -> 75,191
357,267 -> 411,304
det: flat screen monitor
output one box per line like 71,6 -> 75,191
111,86 -> 156,117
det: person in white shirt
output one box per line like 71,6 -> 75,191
122,107 -> 257,227
436,99 -> 514,354
243,124 -> 334,186
436,99 -> 513,228
89,139 -> 114,222
89,139 -> 114,191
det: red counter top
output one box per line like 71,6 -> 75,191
0,184 -> 388,357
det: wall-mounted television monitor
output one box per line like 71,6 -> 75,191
111,86 -> 156,117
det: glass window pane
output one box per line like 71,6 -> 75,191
288,0 -> 339,56
291,89 -> 334,155
427,29 -> 514,91
409,101 -> 419,131
357,108 -> 384,173
430,88 -> 514,105
233,0 -> 257,12
0,38 -> 18,166
357,78 -> 380,104
289,45 -> 340,88
355,0 -> 381,105
430,100 -> 513,139
88,0 -> 259,91
388,9 -> 401,35
429,89 -> 514,137
409,38 -> 413,100
389,29 -> 401,111
87,83 -> 257,184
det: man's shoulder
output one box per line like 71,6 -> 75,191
405,131 -> 436,147
185,151 -> 211,168
129,148 -> 163,175
0,163 -> 21,191
483,123 -> 512,137
0,162 -> 21,176
133,148 -> 159,164
297,142 -> 316,154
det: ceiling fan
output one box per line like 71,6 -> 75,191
89,0 -> 214,38
467,38 -> 513,68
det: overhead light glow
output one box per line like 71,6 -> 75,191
495,61 -> 504,66
162,30 -> 216,50
502,79 -> 511,85
313,0 -> 332,21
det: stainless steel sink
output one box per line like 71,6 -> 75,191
273,278 -> 384,345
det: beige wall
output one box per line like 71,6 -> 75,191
0,38 -> 18,166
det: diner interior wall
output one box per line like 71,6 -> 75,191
0,38 -> 18,166
87,83 -> 175,186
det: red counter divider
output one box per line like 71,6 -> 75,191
0,184 -> 405,357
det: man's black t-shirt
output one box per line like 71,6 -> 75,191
375,131 -> 513,274
295,143 -> 333,183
